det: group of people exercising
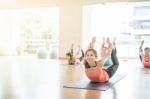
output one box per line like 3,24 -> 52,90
66,37 -> 149,83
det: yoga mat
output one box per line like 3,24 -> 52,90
63,74 -> 126,91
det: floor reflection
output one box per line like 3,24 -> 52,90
0,57 -> 61,99
84,90 -> 101,99
1,58 -> 150,99
141,68 -> 150,74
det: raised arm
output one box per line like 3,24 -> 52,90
105,38 -> 113,57
100,38 -> 113,60
88,37 -> 96,49
139,40 -> 144,55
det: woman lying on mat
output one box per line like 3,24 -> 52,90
66,44 -> 84,65
139,40 -> 150,67
84,37 -> 119,83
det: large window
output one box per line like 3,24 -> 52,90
82,2 -> 150,58
0,7 -> 59,58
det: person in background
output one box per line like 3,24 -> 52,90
139,40 -> 150,67
66,44 -> 84,65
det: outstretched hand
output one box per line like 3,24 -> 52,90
91,36 -> 96,43
88,37 -> 96,49
101,37 -> 113,59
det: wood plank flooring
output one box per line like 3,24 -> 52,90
0,56 -> 149,99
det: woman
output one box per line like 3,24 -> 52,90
84,37 -> 119,83
66,44 -> 84,65
139,40 -> 150,67
66,44 -> 75,64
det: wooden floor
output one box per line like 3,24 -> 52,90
0,56 -> 150,99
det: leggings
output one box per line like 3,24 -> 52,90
105,48 -> 119,78
79,49 -> 84,61
66,47 -> 74,59
139,48 -> 142,62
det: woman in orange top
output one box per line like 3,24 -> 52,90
84,37 -> 119,83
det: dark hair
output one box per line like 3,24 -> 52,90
66,52 -> 71,56
144,47 -> 150,51
83,49 -> 97,68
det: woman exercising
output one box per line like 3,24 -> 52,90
139,40 -> 150,67
84,37 -> 119,83
66,44 -> 84,65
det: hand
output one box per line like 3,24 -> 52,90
88,37 -> 96,49
88,43 -> 94,49
101,48 -> 110,59
91,37 -> 96,43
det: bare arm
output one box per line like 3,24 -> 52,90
75,45 -> 82,58
100,38 -> 113,65
88,37 -> 96,49
101,38 -> 113,57
106,38 -> 113,57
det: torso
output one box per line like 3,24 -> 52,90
85,61 -> 109,83
142,55 -> 150,62
142,55 -> 150,67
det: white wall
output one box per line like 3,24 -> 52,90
59,3 -> 82,57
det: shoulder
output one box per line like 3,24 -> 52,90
95,61 -> 103,67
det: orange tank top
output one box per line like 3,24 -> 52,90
85,61 -> 109,83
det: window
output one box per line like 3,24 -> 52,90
82,2 -> 150,58
0,7 -> 59,58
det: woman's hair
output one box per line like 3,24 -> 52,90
83,49 -> 97,68
144,47 -> 150,51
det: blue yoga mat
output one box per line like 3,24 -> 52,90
63,74 -> 126,91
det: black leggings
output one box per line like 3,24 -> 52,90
105,48 -> 119,78
139,48 -> 142,62
66,47 -> 74,58
79,49 -> 84,61
139,55 -> 142,62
